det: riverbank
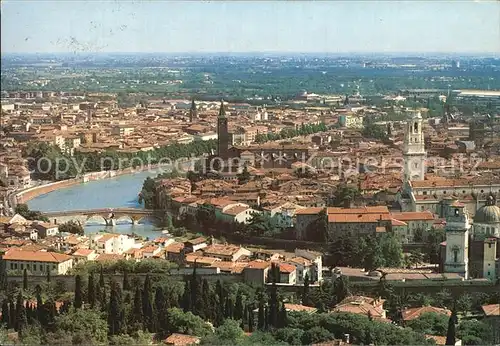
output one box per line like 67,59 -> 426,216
15,163 -> 171,206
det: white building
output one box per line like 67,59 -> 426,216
286,256 -> 313,283
444,201 -> 471,279
295,249 -> 323,283
263,202 -> 306,229
90,233 -> 136,254
472,195 -> 500,281
403,110 -> 426,182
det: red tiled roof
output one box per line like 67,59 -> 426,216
284,303 -> 317,313
2,249 -> 72,263
391,211 -> 435,221
481,304 -> 500,316
277,263 -> 296,273
164,333 -> 200,345
185,237 -> 207,246
246,260 -> 271,270
391,219 -> 407,226
402,306 -> 451,321
223,205 -> 250,216
95,253 -> 123,262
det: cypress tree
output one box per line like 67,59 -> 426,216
234,290 -> 244,321
264,306 -> 269,331
15,292 -> 27,333
46,269 -> 51,283
200,279 -> 211,320
25,302 -> 34,324
100,283 -> 107,312
1,300 -> 9,327
181,280 -> 192,312
215,280 -> 225,325
108,280 -> 124,336
9,299 -> 15,329
190,265 -> 200,316
99,266 -> 105,288
96,266 -> 105,310
130,286 -> 143,332
40,300 -> 56,331
257,299 -> 265,330
268,269 -> 278,328
248,305 -> 254,333
124,291 -> 131,304
23,268 -> 28,290
334,276 -> 350,304
88,273 -> 96,308
142,275 -> 154,332
154,286 -> 167,334
445,311 -> 457,345
302,273 -> 311,306
123,271 -> 130,291
241,301 -> 248,330
74,274 -> 83,309
277,302 -> 288,328
224,295 -> 233,319
36,293 -> 43,322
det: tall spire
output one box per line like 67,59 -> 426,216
218,99 -> 226,118
189,99 -> 197,122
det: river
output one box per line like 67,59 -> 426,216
27,170 -> 165,240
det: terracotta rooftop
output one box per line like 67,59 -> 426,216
163,333 -> 200,345
2,249 -> 72,263
277,263 -> 296,273
95,253 -> 123,262
328,213 -> 391,223
391,211 -> 435,221
246,260 -> 271,270
223,205 -> 250,216
284,303 -> 317,313
203,244 -> 244,257
185,237 -> 207,246
72,248 -> 95,257
391,219 -> 407,226
481,304 -> 500,316
402,306 -> 451,321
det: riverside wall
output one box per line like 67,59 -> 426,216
15,178 -> 83,204
14,164 -> 170,206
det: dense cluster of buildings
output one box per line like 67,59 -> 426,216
1,89 -> 500,287
0,211 -> 323,286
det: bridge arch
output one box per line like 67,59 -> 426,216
85,214 -> 109,225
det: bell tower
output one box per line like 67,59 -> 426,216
444,201 -> 470,279
403,110 -> 426,181
217,100 -> 229,159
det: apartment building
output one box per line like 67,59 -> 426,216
1,248 -> 73,275
90,233 -> 136,254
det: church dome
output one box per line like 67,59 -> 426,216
474,195 -> 500,224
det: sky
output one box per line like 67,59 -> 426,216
1,0 -> 500,54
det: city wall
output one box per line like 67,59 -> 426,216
8,273 -> 499,297
7,270 -> 242,290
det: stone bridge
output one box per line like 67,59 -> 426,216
43,208 -> 161,226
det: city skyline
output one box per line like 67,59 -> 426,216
1,0 -> 500,54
